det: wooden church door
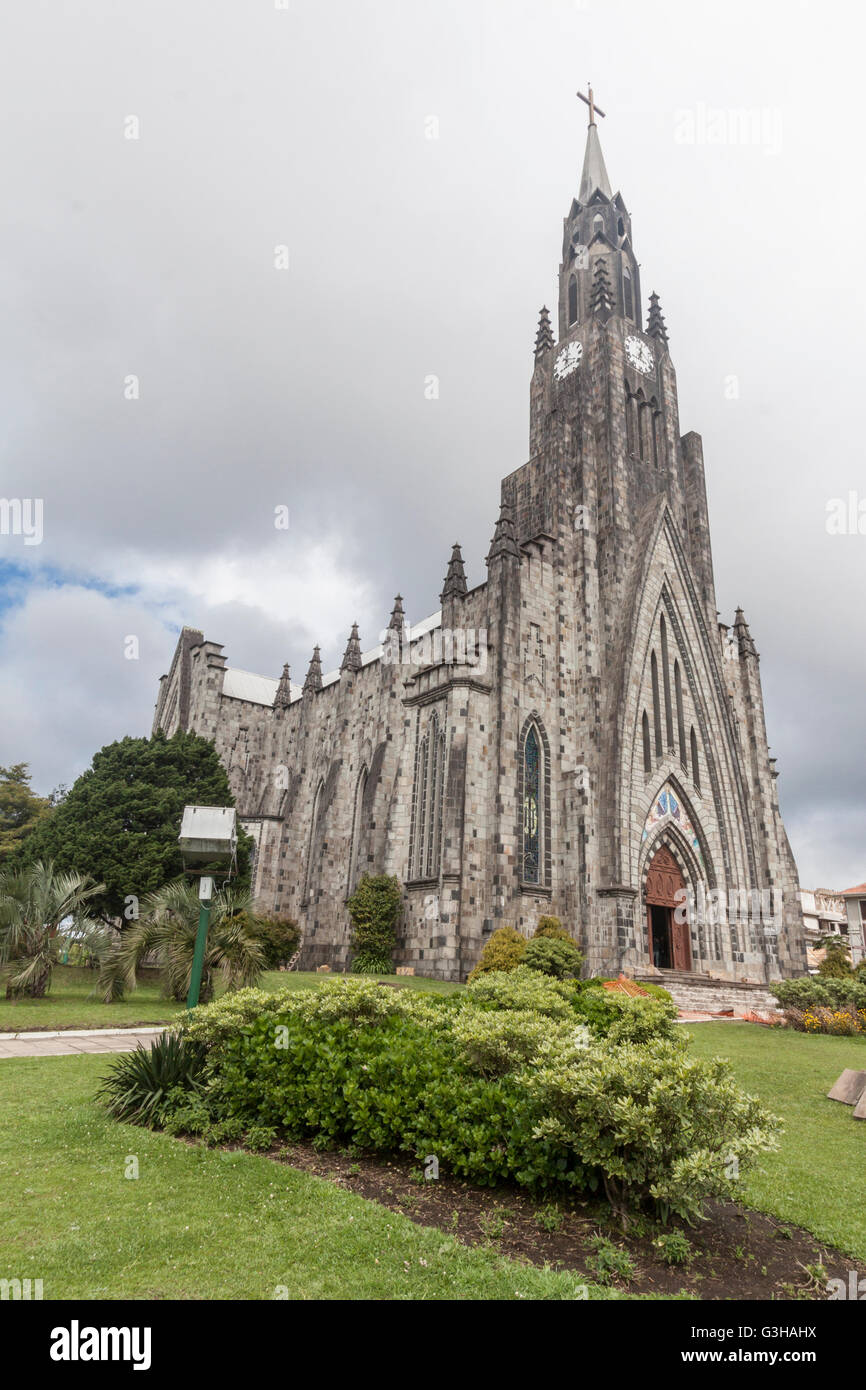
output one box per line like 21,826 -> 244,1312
645,845 -> 692,972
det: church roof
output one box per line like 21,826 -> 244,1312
578,122 -> 612,203
222,666 -> 302,705
219,611 -> 443,706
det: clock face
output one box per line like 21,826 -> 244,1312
625,334 -> 654,376
553,340 -> 583,381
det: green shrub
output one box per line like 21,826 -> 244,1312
818,950 -> 854,979
468,925 -> 527,981
770,976 -> 866,1012
570,987 -> 678,1042
97,1032 -> 205,1125
523,935 -> 583,979
245,1124 -> 278,1152
529,1036 -> 780,1223
347,874 -> 402,974
451,1007 -> 587,1078
653,1230 -> 693,1266
466,966 -> 576,1019
533,916 -> 570,940
585,1233 -> 636,1285
247,914 -> 300,970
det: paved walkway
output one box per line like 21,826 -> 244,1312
0,1025 -> 167,1059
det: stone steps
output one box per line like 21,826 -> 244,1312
635,971 -> 782,1017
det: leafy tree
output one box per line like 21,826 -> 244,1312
347,874 -> 402,974
817,936 -> 854,978
533,915 -> 570,941
523,935 -> 584,979
0,860 -> 110,997
246,914 -> 300,970
0,764 -> 51,863
15,731 -> 250,923
468,925 -> 527,982
100,880 -> 264,1004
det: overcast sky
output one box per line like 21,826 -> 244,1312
0,0 -> 862,890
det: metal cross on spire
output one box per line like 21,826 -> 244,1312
577,83 -> 606,127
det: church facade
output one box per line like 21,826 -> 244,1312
153,106 -> 806,984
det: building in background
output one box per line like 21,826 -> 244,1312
799,887 -> 848,972
841,883 -> 866,965
153,96 -> 806,984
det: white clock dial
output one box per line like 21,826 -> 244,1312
553,340 -> 583,381
625,335 -> 654,376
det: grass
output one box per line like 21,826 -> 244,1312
0,1054 -> 613,1301
0,964 -> 463,1032
686,1022 -> 866,1261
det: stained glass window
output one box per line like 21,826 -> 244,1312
523,726 -> 540,884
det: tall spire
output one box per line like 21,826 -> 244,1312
341,623 -> 362,673
534,306 -> 555,360
273,662 -> 292,710
576,85 -> 612,203
440,543 -> 467,602
303,645 -> 322,693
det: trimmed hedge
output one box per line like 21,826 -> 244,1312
770,976 -> 866,1013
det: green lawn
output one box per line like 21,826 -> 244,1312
0,965 -> 463,1032
0,1055 -> 608,1301
687,1023 -> 866,1261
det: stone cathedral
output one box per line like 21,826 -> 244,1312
153,99 -> 806,985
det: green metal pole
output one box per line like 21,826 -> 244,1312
187,897 -> 212,1010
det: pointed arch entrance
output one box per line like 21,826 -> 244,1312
645,845 -> 692,971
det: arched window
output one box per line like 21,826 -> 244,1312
625,387 -> 637,455
411,734 -> 429,878
660,615 -> 674,749
592,213 -> 604,239
642,710 -> 652,774
304,779 -> 325,904
674,661 -> 687,767
650,400 -> 661,467
568,274 -> 578,326
638,397 -> 651,462
690,726 -> 701,791
410,713 -> 446,880
623,266 -> 634,320
522,723 -> 542,884
651,651 -> 663,757
617,215 -> 624,237
348,765 -> 368,894
424,716 -> 445,879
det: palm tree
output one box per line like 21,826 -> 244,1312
100,880 -> 264,1004
0,860 -> 109,998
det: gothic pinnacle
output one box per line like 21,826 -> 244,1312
303,645 -> 323,692
273,662 -> 292,710
733,607 -> 758,660
647,291 -> 669,346
340,623 -> 363,673
440,543 -> 467,603
388,594 -> 405,631
534,306 -> 555,360
486,500 -> 520,564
